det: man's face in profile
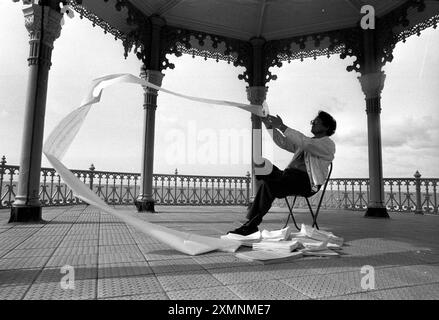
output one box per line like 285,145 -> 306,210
310,117 -> 329,136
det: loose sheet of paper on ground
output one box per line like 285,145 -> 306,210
224,224 -> 344,262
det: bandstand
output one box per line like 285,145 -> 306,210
9,0 -> 439,222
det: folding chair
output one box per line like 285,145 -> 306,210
283,163 -> 333,230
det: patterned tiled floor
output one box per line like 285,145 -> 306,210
0,205 -> 438,300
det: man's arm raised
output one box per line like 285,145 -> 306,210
261,116 -> 297,153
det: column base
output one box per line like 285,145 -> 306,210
9,206 -> 42,223
364,207 -> 389,218
134,200 -> 156,213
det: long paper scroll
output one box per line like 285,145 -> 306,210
43,73 -> 269,255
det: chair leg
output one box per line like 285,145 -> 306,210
305,198 -> 319,230
313,197 -> 326,230
284,196 -> 300,230
313,206 -> 321,230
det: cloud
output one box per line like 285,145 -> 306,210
318,96 -> 347,113
0,110 -> 8,118
334,129 -> 367,147
334,116 -> 439,153
382,116 -> 439,150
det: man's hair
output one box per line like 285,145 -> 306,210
317,111 -> 337,136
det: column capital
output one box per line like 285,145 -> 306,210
140,68 -> 165,87
246,86 -> 268,105
140,68 -> 164,111
249,37 -> 266,48
150,15 -> 166,28
358,71 -> 386,99
23,4 -> 62,48
23,4 -> 63,68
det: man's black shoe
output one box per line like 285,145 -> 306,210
228,225 -> 258,236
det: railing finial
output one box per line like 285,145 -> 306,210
1,156 -> 6,166
414,170 -> 423,215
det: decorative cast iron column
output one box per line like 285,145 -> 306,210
136,68 -> 164,212
10,2 -> 63,222
247,86 -> 268,200
135,16 -> 165,213
358,72 -> 389,218
357,27 -> 389,218
247,37 -> 268,203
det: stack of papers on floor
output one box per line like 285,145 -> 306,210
233,224 -> 344,261
292,237 -> 328,251
300,249 -> 340,257
253,240 -> 299,253
292,224 -> 344,248
220,230 -> 261,247
260,226 -> 291,241
236,250 -> 303,262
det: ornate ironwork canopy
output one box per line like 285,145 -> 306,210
10,0 -> 439,87
67,0 -> 439,84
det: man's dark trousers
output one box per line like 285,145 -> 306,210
245,165 -> 312,227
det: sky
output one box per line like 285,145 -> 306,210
0,2 -> 438,179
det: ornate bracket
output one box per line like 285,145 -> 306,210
158,26 -> 252,76
69,0 -> 438,82
341,0 -> 433,75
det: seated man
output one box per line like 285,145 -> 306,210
229,111 -> 336,236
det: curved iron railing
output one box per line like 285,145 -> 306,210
0,158 -> 251,208
0,157 -> 437,214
